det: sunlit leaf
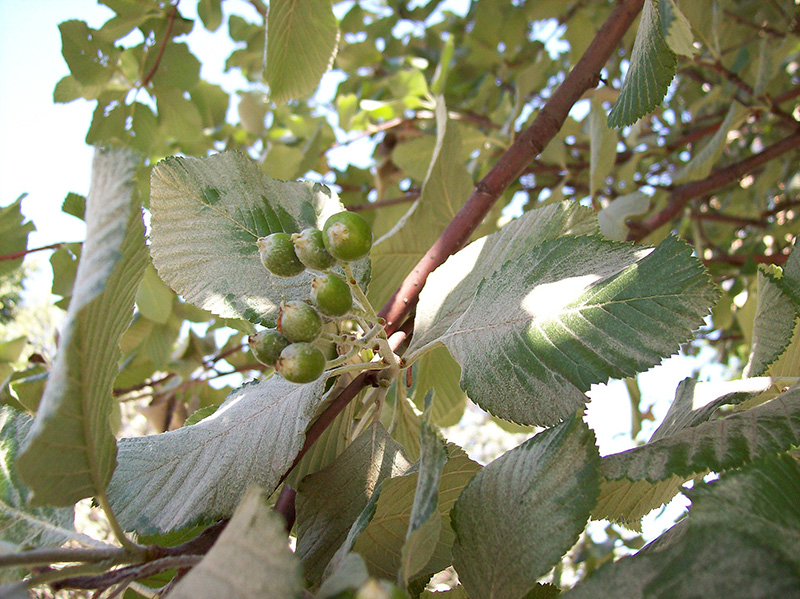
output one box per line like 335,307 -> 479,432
167,486 -> 302,599
18,148 -> 147,506
107,376 -> 326,533
267,0 -> 340,103
433,235 -> 716,426
149,151 -> 368,326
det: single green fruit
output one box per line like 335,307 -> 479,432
322,211 -> 373,262
257,232 -> 305,277
278,300 -> 322,343
292,228 -> 337,271
276,342 -> 326,383
248,329 -> 290,367
311,273 -> 353,317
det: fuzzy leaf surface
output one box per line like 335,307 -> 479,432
436,235 -> 716,426
107,376 -> 326,534
149,151 -> 367,327
594,377 -> 779,527
602,381 -> 800,484
451,416 -> 600,599
296,423 -> 412,586
608,0 -> 676,128
408,201 -> 597,356
745,268 -> 798,377
18,148 -> 147,506
567,456 -> 800,598
267,0 -> 339,104
0,408 -> 74,551
168,486 -> 302,599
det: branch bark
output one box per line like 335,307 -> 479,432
379,0 -> 646,332
627,130 -> 800,241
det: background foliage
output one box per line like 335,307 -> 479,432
2,0 -> 800,597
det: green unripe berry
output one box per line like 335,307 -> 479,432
276,342 -> 326,383
257,232 -> 305,277
278,300 -> 322,343
311,273 -> 353,317
248,329 -> 289,367
291,228 -> 337,271
322,211 -> 373,262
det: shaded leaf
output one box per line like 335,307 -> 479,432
0,198 -> 35,279
296,423 -> 412,586
589,97 -> 618,197
745,267 -> 797,376
167,486 -> 302,599
566,456 -> 800,598
400,420 -> 448,585
659,0 -> 697,57
451,416 -> 599,599
608,1 -> 677,128
598,192 -> 650,242
0,408 -> 74,550
18,148 -> 147,506
107,376 -> 326,534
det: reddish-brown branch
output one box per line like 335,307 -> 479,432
0,243 -> 66,262
627,130 -> 800,242
702,252 -> 790,267
379,0 -> 646,333
140,3 -> 180,88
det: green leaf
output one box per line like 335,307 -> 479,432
267,0 -> 340,103
408,201 -> 598,357
399,423 -> 448,586
451,416 -> 600,599
62,192 -> 86,221
167,486 -> 303,599
316,553 -> 370,599
608,0 -> 677,128
772,239 -> 800,313
746,268 -> 797,376
59,20 -> 120,86
412,346 -> 466,428
598,192 -> 650,242
346,444 -> 481,583
659,0 -> 697,57
594,377 -> 781,527
17,148 -> 147,507
589,97 -> 618,197
296,422 -> 412,586
368,102 -> 473,308
673,104 -> 747,183
0,197 -> 35,278
107,376 -> 327,534
284,395 -> 358,489
565,456 -> 800,598
433,235 -> 716,426
149,43 -> 201,91
0,407 -> 74,550
135,263 -> 174,324
149,151 -> 368,327
602,380 -> 800,484
197,0 -> 223,31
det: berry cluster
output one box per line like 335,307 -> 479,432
248,211 -> 375,384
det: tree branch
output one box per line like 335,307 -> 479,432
379,0 -> 646,333
0,243 -> 67,262
140,3 -> 180,88
627,130 -> 800,241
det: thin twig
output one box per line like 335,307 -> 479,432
627,130 -> 800,241
0,243 -> 67,262
140,3 -> 180,88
